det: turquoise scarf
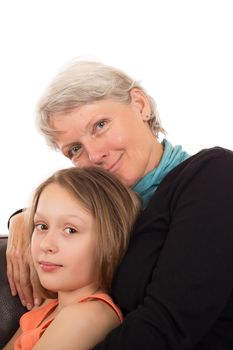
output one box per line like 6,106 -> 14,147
133,139 -> 190,208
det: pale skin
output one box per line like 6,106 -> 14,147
3,183 -> 120,349
3,302 -> 120,350
7,88 -> 164,308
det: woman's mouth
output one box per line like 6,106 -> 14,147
107,155 -> 123,173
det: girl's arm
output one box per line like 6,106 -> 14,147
2,328 -> 22,350
33,300 -> 120,350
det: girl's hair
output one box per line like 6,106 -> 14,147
29,166 -> 141,296
36,59 -> 166,148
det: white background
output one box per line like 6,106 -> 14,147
0,0 -> 232,234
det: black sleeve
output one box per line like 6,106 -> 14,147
92,148 -> 233,349
7,209 -> 25,229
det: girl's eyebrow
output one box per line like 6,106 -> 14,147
34,212 -> 45,219
35,212 -> 89,224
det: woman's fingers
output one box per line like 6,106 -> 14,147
6,242 -> 17,297
29,251 -> 44,307
6,210 -> 33,308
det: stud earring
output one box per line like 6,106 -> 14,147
144,113 -> 152,120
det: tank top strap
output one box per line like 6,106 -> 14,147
79,293 -> 123,322
20,299 -> 58,330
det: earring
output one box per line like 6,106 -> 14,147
144,113 -> 152,120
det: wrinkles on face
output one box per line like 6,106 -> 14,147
50,99 -> 163,187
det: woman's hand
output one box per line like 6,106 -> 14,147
6,210 -> 43,310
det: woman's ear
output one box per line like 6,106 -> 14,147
130,88 -> 151,121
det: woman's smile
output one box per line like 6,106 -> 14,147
51,97 -> 163,187
105,154 -> 123,173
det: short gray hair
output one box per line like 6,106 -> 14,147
36,59 -> 165,148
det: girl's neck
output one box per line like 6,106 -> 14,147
56,283 -> 102,312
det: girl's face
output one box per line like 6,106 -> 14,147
50,89 -> 163,187
31,183 -> 98,297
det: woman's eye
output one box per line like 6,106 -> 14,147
69,145 -> 81,158
35,223 -> 48,231
64,227 -> 77,235
96,120 -> 106,130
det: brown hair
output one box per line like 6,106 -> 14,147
29,166 -> 141,295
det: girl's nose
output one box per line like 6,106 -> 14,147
40,231 -> 58,254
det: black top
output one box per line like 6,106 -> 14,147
93,147 -> 233,349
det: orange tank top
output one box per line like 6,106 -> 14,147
14,293 -> 123,350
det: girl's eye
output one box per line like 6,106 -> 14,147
68,145 -> 82,159
64,227 -> 78,235
35,223 -> 48,231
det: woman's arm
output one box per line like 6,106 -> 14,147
92,148 -> 233,349
6,209 -> 43,309
33,300 -> 120,350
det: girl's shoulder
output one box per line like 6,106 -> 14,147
32,294 -> 121,349
78,292 -> 123,322
57,292 -> 122,330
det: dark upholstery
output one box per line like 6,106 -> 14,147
0,237 -> 27,348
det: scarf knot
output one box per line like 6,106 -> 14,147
133,139 -> 190,208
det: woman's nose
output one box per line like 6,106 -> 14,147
87,141 -> 108,165
88,151 -> 107,164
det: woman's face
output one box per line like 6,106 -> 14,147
50,89 -> 163,187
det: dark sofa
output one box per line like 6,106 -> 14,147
0,236 -> 27,348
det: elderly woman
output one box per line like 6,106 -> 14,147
6,60 -> 233,349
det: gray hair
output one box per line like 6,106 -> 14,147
36,59 -> 166,148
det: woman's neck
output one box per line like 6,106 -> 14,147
145,138 -> 164,175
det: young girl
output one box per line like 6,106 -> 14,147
3,167 -> 140,350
